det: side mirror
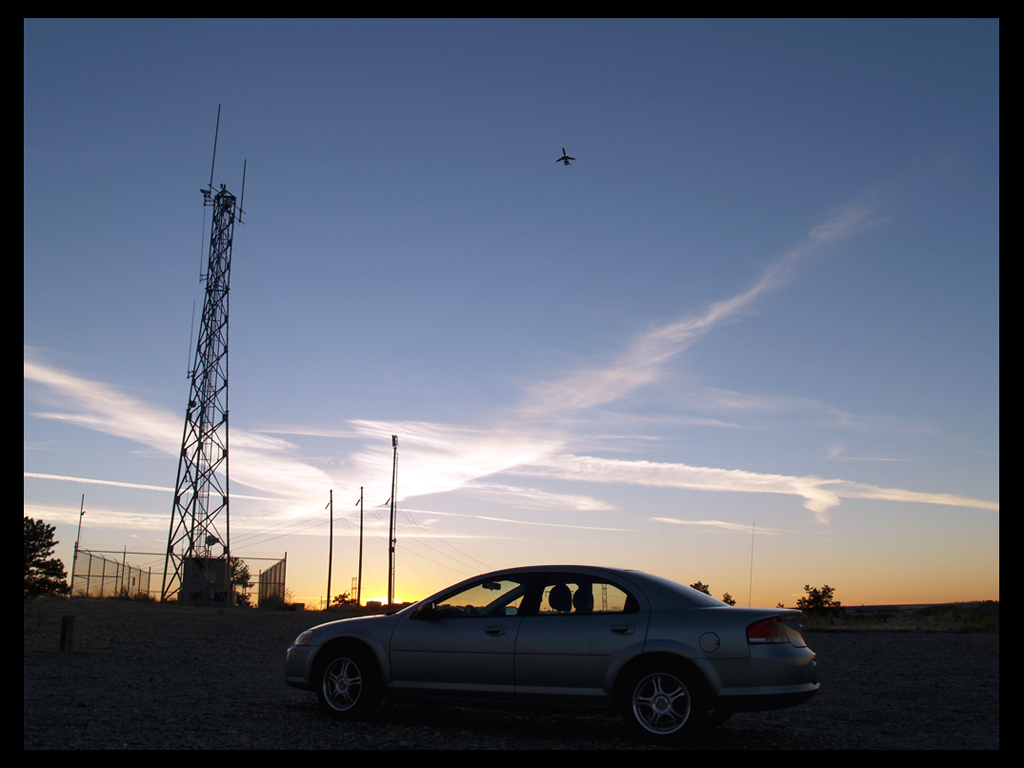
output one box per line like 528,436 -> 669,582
412,602 -> 437,620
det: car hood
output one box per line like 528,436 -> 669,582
302,612 -> 401,643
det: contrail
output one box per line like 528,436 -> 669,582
24,472 -> 173,492
23,472 -> 283,501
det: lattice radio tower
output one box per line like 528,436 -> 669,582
162,106 -> 246,603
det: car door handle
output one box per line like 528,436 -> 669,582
484,626 -> 507,636
610,625 -> 635,635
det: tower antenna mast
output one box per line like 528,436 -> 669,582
162,105 -> 246,603
208,104 -> 220,192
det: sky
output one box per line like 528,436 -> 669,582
24,19 -> 999,609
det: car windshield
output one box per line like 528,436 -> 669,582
434,577 -> 528,617
631,572 -> 730,607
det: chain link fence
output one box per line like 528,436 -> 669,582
257,555 -> 287,608
71,549 -> 153,599
68,549 -> 287,606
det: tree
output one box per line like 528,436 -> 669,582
230,557 -> 253,607
331,591 -> 356,608
796,584 -> 845,618
691,581 -> 736,605
24,517 -> 69,598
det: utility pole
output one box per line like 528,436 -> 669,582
357,486 -> 364,606
387,435 -> 397,606
326,490 -> 333,610
69,494 -> 85,599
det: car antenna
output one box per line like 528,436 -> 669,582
748,522 -> 755,607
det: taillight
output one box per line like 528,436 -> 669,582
747,616 -> 790,644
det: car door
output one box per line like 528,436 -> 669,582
389,575 -> 530,702
514,571 -> 648,706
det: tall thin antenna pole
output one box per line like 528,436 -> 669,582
357,486 -> 364,606
326,490 -> 333,610
237,159 -> 246,224
388,435 -> 398,606
748,522 -> 755,607
208,104 -> 220,192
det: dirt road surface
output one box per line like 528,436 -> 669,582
23,597 -> 998,749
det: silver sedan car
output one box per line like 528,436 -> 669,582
286,565 -> 819,741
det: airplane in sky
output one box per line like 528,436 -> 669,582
556,148 -> 575,166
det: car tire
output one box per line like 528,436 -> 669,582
314,645 -> 383,720
620,661 -> 708,741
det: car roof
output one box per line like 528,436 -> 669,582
424,564 -> 725,609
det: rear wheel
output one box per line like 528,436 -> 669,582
314,646 -> 382,720
621,662 -> 708,741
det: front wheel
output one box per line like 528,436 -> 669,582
315,646 -> 382,720
621,664 -> 707,741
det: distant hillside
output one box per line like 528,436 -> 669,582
803,600 -> 998,630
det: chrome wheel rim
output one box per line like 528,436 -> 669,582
631,671 -> 691,734
322,657 -> 363,711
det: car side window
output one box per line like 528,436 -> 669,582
434,578 -> 527,618
537,576 -> 639,615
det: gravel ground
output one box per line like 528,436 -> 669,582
23,597 -> 999,749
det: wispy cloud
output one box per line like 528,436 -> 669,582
821,480 -> 1000,511
650,517 -> 789,535
23,203 -> 997,531
339,419 -> 564,503
826,442 -> 913,462
511,454 -> 845,522
463,481 -> 614,512
509,453 -> 998,524
24,349 -> 332,500
517,204 -> 880,419
25,353 -> 183,456
399,506 -> 632,533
